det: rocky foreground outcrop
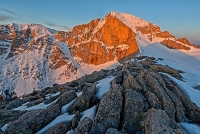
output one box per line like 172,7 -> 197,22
1,56 -> 200,134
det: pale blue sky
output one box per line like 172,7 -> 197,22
0,0 -> 200,45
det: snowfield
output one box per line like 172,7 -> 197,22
135,31 -> 200,133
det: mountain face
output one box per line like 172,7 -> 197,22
0,12 -> 199,97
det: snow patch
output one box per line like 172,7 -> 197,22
76,92 -> 82,97
61,98 -> 76,114
180,123 -> 200,134
45,91 -> 60,99
162,73 -> 200,107
1,124 -> 8,132
96,76 -> 115,99
36,113 -> 74,134
80,105 -> 97,123
14,100 -> 57,111
137,31 -> 200,107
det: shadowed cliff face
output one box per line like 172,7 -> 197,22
56,14 -> 139,65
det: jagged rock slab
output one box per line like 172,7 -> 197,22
46,122 -> 71,134
90,81 -> 123,133
5,104 -> 61,134
140,108 -> 186,134
120,89 -> 149,133
73,117 -> 93,134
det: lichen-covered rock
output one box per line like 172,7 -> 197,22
111,70 -> 123,85
89,83 -> 123,134
46,122 -> 71,134
71,111 -> 81,130
149,64 -> 182,79
120,89 -> 149,133
0,110 -> 26,129
26,98 -> 44,107
106,128 -> 126,134
144,71 -> 176,119
68,83 -> 97,114
140,108 -> 186,134
5,104 -> 61,134
73,117 -> 93,134
56,90 -> 77,107
151,72 -> 185,122
161,74 -> 200,124
122,68 -> 142,91
144,91 -> 162,109
5,98 -> 27,110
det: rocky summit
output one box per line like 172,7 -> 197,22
0,57 -> 199,134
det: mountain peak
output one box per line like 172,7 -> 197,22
105,11 -> 151,32
9,23 -> 29,31
7,23 -> 53,36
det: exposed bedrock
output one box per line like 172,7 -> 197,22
2,57 -> 200,134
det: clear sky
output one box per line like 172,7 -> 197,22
0,0 -> 200,45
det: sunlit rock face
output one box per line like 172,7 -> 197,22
61,13 -> 139,65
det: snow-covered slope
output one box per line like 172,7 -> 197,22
136,32 -> 200,106
0,23 -> 120,97
110,11 -> 150,32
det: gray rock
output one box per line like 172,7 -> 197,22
73,117 -> 93,134
71,111 -> 81,130
162,74 -> 200,124
26,98 -> 44,107
144,91 -> 162,109
140,108 -> 186,134
194,85 -> 200,90
5,103 -> 61,134
0,110 -> 26,129
111,70 -> 123,85
56,90 -> 77,107
106,128 -> 126,134
68,83 -> 97,114
90,83 -> 123,134
77,70 -> 108,84
135,69 -> 149,92
135,70 -> 162,109
149,64 -> 182,79
46,122 -> 71,134
152,72 -> 185,122
43,95 -> 59,104
122,68 -> 142,91
144,71 -> 176,119
5,98 -> 27,110
121,89 -> 149,133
